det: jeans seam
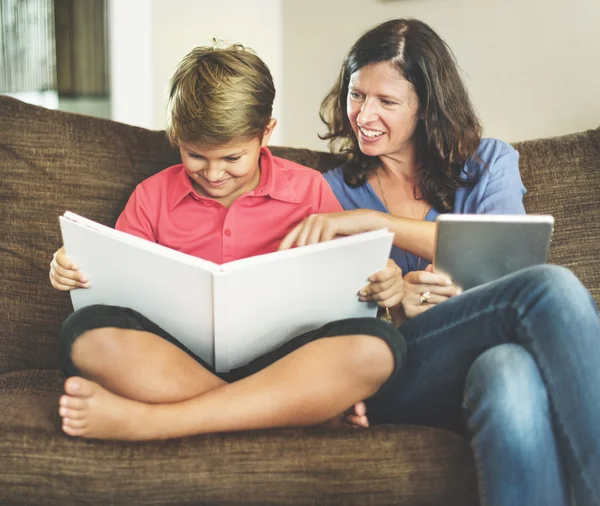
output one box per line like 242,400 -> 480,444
469,432 -> 490,506
408,301 -> 514,347
514,301 -> 600,505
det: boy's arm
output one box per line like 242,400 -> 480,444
115,186 -> 158,241
317,176 -> 344,214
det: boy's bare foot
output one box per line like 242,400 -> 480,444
321,401 -> 369,428
59,377 -> 154,440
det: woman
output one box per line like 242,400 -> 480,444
281,19 -> 600,506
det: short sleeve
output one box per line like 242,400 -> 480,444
470,141 -> 527,215
115,185 -> 158,241
317,175 -> 344,214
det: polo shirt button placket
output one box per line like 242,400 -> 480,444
222,226 -> 233,262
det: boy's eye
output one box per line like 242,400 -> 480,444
224,156 -> 242,162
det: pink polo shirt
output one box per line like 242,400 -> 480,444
115,147 -> 342,264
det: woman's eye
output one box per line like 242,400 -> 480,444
381,99 -> 397,106
349,91 -> 362,100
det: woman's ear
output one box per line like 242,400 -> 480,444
261,118 -> 278,147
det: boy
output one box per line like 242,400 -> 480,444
50,44 -> 405,440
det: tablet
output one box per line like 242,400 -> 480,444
433,214 -> 554,291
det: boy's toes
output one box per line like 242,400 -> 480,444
64,377 -> 95,397
59,406 -> 86,420
62,423 -> 86,437
60,394 -> 87,409
62,417 -> 87,429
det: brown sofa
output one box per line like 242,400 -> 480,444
1,94 -> 598,505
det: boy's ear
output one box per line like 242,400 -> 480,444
260,118 -> 278,147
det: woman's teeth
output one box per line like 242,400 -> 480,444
360,127 -> 384,138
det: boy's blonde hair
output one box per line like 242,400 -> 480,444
166,43 -> 275,147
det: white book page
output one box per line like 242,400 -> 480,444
60,213 -> 218,366
214,229 -> 393,372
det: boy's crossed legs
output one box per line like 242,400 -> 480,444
58,305 -> 405,440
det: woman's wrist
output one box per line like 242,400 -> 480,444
361,209 -> 393,231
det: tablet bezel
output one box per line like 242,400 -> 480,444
432,214 -> 555,291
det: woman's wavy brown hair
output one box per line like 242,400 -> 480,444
320,19 -> 482,212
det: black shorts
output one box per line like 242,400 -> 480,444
59,304 -> 406,399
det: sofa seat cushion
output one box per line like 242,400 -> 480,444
0,369 -> 478,505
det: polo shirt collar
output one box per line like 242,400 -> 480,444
251,147 -> 300,203
168,146 -> 300,211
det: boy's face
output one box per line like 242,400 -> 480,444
179,120 -> 276,208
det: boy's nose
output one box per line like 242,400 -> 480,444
204,165 -> 226,181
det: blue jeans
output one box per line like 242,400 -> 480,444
366,265 -> 600,506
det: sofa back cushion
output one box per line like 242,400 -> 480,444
0,97 -> 180,373
513,131 -> 600,303
0,95 -> 598,373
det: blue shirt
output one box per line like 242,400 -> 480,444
323,138 -> 526,274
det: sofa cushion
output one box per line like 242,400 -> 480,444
0,96 -> 181,373
0,369 -> 478,505
513,129 -> 600,304
2,94 -> 597,375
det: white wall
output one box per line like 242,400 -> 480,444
108,0 -> 283,143
281,0 -> 600,149
108,0 -> 154,129
108,0 -> 600,149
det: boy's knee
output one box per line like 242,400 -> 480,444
348,334 -> 395,385
59,304 -> 137,374
71,327 -> 126,370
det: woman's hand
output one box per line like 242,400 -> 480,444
49,246 -> 90,291
401,265 -> 459,318
359,259 -> 404,310
278,209 -> 387,250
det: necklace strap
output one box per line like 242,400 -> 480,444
376,169 -> 426,272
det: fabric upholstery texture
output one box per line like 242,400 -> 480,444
0,370 -> 477,505
1,94 -> 598,505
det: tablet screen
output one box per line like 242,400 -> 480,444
433,214 -> 554,291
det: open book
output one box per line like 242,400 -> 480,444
59,212 -> 394,372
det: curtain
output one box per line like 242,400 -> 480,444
53,0 -> 107,96
0,0 -> 56,93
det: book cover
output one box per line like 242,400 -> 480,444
59,212 -> 394,372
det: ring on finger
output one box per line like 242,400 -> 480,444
419,291 -> 431,305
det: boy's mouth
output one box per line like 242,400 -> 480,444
204,179 -> 231,189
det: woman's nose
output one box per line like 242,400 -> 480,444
356,98 -> 377,124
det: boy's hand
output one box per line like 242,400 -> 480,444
49,246 -> 90,291
401,264 -> 459,318
359,259 -> 404,310
278,210 -> 386,250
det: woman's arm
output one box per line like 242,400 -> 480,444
279,208 -> 435,259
